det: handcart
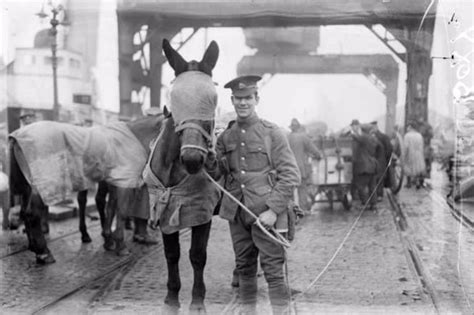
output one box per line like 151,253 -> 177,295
309,136 -> 353,210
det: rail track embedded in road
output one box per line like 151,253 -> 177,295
387,190 -> 441,314
0,222 -> 102,260
32,228 -> 191,315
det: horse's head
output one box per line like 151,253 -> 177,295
162,38 -> 219,175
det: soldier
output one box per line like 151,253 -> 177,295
369,121 -> 393,200
215,75 -> 300,315
349,120 -> 378,211
287,118 -> 322,212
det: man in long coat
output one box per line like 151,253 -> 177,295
370,121 -> 393,200
403,123 -> 426,188
287,118 -> 322,212
350,120 -> 378,210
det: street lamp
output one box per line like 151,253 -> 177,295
36,2 -> 68,121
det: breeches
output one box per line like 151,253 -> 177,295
229,208 -> 289,308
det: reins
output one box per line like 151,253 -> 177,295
204,172 -> 292,248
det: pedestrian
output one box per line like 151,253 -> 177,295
417,119 -> 434,179
349,120 -> 378,210
215,75 -> 300,315
287,118 -> 322,212
370,121 -> 393,200
19,111 -> 36,127
402,122 -> 426,189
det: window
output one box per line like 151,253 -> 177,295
23,55 -> 36,65
69,58 -> 81,69
44,56 -> 64,66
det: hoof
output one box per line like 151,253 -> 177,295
81,234 -> 92,243
189,303 -> 206,315
103,237 -> 116,251
133,234 -> 159,245
162,303 -> 180,315
36,253 -> 56,265
115,246 -> 130,257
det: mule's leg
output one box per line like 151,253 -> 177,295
102,186 -> 116,251
189,221 -> 212,313
162,231 -> 181,311
95,181 -> 108,236
77,189 -> 91,243
22,191 -> 55,264
112,187 -> 130,256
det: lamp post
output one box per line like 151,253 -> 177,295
37,3 -> 67,121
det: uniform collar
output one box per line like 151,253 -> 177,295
236,114 -> 259,128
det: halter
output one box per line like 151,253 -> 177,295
175,121 -> 214,154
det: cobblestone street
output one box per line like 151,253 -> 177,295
1,166 -> 473,314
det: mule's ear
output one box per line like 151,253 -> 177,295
199,40 -> 219,76
162,39 -> 188,76
163,106 -> 172,118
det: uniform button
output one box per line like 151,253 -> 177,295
241,170 -> 246,175
258,147 -> 262,151
241,129 -> 246,133
241,156 -> 245,161
241,184 -> 245,189
241,142 -> 245,146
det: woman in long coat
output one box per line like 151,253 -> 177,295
402,123 -> 426,188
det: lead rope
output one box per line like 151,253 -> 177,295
204,172 -> 291,248
289,155 -> 395,314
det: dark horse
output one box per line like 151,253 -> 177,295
143,39 -> 220,314
9,114 -> 164,264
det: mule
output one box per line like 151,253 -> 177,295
9,114 -> 164,264
143,39 -> 220,314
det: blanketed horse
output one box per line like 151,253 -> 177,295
9,115 -> 163,264
143,39 -> 220,314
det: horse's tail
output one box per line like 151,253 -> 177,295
9,138 -> 30,196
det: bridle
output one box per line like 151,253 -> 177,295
174,120 -> 214,154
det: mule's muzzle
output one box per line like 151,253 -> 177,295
181,148 -> 206,174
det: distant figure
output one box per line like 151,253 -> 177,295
287,118 -> 321,212
350,120 -> 378,211
403,123 -> 426,189
391,124 -> 405,158
417,119 -> 434,179
19,111 -> 36,127
370,121 -> 393,200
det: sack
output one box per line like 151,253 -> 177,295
0,171 -> 8,192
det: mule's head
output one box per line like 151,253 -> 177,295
162,38 -> 219,175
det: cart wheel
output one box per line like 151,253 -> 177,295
390,156 -> 404,194
327,190 -> 334,210
342,193 -> 352,211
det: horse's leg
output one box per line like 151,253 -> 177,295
95,181 -> 108,237
102,185 -> 116,251
112,187 -> 130,256
162,231 -> 181,311
189,220 -> 212,314
22,190 -> 55,264
77,189 -> 91,243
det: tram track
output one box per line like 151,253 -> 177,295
0,221 -> 102,260
424,185 -> 474,233
32,228 -> 191,315
387,190 -> 441,314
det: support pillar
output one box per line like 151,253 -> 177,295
117,14 -> 138,118
149,21 -> 178,109
403,22 -> 435,127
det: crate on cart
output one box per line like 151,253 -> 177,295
310,136 -> 353,210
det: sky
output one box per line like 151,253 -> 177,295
1,0 -> 461,132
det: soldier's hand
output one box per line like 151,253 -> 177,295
258,209 -> 277,229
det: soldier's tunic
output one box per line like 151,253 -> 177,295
216,114 -> 300,310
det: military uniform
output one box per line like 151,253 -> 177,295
216,75 -> 300,314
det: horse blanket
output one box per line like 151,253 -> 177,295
10,121 -> 147,205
